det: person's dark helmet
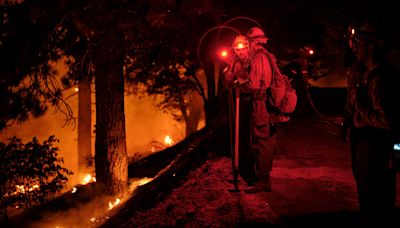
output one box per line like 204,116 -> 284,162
347,18 -> 392,48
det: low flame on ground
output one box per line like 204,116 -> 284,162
137,177 -> 153,186
108,198 -> 121,210
129,177 -> 154,192
69,174 -> 96,194
3,184 -> 40,205
9,184 -> 40,195
29,184 -> 39,191
81,174 -> 96,185
164,135 -> 174,146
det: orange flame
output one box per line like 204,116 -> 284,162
82,174 -> 96,185
12,184 -> 40,195
108,198 -> 121,210
164,135 -> 173,146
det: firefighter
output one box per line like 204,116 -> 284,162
224,30 -> 273,193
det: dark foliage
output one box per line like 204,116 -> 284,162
0,135 -> 72,222
124,0 -> 220,122
0,0 -> 77,130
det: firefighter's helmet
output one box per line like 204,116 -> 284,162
246,27 -> 268,44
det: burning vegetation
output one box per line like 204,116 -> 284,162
0,136 -> 72,222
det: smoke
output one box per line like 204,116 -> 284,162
0,60 -> 206,227
0,61 -> 210,183
0,91 -> 80,174
125,95 -> 186,158
0,91 -> 187,178
27,195 -> 111,228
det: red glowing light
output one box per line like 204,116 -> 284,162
217,48 -> 232,62
308,49 -> 314,55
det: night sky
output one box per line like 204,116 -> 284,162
221,0 -> 400,48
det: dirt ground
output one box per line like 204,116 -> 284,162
107,116 -> 400,227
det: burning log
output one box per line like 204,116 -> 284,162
128,120 -> 226,178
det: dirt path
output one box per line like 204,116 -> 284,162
261,117 -> 399,226
265,117 -> 359,226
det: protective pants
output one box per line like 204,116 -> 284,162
239,94 -> 273,185
351,127 -> 397,218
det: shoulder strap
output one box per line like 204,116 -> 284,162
266,52 -> 283,78
262,50 -> 284,88
251,49 -> 275,89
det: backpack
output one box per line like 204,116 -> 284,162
264,51 -> 298,123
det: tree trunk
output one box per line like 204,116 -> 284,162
185,92 -> 204,136
94,40 -> 128,196
78,76 -> 92,177
204,63 -> 217,125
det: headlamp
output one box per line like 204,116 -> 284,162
236,42 -> 245,49
232,35 -> 248,50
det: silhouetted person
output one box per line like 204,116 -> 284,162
344,18 -> 400,224
342,21 -> 366,144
